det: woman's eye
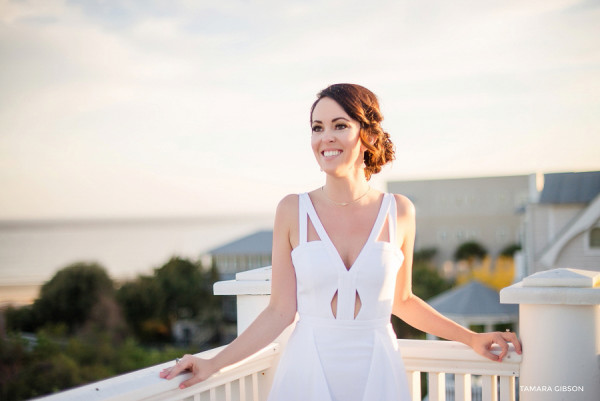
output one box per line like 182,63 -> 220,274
335,123 -> 348,130
311,126 -> 323,133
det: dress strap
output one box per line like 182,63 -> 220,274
366,194 -> 393,244
388,194 -> 397,245
303,193 -> 333,245
298,193 -> 308,245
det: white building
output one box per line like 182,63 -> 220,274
388,175 -> 530,277
207,230 -> 273,279
523,171 -> 600,275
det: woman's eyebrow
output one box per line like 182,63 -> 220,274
312,117 -> 350,124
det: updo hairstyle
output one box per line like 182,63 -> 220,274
310,83 -> 395,180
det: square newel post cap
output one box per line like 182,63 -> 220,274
500,268 -> 600,305
522,268 -> 600,288
213,266 -> 272,296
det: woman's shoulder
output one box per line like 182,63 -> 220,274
274,194 -> 300,221
390,193 -> 416,218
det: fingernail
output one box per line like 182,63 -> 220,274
179,384 -> 185,389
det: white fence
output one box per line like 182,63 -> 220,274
36,267 -> 599,401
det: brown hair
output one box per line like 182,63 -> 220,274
310,83 -> 395,180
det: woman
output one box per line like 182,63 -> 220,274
161,83 -> 522,400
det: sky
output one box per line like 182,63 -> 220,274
1,0 -> 599,220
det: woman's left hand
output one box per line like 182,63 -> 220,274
470,331 -> 522,362
159,354 -> 217,389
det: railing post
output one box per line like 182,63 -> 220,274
500,268 -> 600,401
214,266 -> 293,399
214,267 -> 273,336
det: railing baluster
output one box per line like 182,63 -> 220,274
225,381 -> 232,401
455,373 -> 472,401
481,375 -> 498,401
193,393 -> 201,401
239,376 -> 246,401
428,372 -> 446,401
209,387 -> 217,401
499,376 -> 515,401
406,370 -> 421,401
251,372 -> 259,401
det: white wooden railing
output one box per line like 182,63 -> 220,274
37,344 -> 281,401
36,267 -> 599,401
35,339 -> 519,401
400,339 -> 520,401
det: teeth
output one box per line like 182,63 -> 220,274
323,150 -> 341,157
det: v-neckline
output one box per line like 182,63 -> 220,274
304,192 -> 390,273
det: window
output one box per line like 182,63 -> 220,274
590,227 -> 600,248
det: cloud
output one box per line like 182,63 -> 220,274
0,0 -> 598,218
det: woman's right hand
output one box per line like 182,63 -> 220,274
159,354 -> 218,389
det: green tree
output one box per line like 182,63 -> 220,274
117,256 -> 220,343
31,262 -> 115,333
454,241 -> 487,261
4,304 -> 37,333
154,257 -> 209,322
500,243 -> 521,257
116,276 -> 167,342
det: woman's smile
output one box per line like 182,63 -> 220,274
322,149 -> 342,158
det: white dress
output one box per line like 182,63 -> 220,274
267,193 -> 410,401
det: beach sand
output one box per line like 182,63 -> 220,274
0,284 -> 40,306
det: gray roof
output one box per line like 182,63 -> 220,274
209,230 -> 273,255
427,281 -> 518,317
539,171 -> 600,204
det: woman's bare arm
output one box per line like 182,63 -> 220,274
161,195 -> 299,388
391,194 -> 521,361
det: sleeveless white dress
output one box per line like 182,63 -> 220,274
267,193 -> 410,401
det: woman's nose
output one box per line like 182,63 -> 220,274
322,128 -> 336,142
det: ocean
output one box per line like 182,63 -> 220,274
0,215 -> 273,305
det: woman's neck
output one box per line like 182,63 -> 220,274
322,173 -> 371,205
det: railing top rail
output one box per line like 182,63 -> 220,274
399,339 -> 521,377
35,344 -> 280,401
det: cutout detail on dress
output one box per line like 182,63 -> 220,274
354,290 -> 362,319
330,289 -> 362,319
375,216 -> 391,243
331,290 -> 338,318
307,216 -> 321,242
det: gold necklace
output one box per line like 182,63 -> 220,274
321,186 -> 371,206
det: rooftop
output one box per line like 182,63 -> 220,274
539,171 -> 600,204
208,230 -> 273,255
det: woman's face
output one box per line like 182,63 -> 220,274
310,97 -> 365,177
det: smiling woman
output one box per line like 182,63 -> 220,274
310,84 -> 395,181
159,83 -> 522,401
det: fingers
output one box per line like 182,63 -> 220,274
180,374 -> 205,389
480,347 -> 501,362
159,355 -> 214,390
159,366 -> 172,378
495,333 -> 509,361
503,331 -> 522,354
163,354 -> 193,380
489,331 -> 522,362
474,331 -> 521,362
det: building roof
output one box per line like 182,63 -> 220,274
208,230 -> 273,255
539,171 -> 600,204
427,281 -> 518,318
